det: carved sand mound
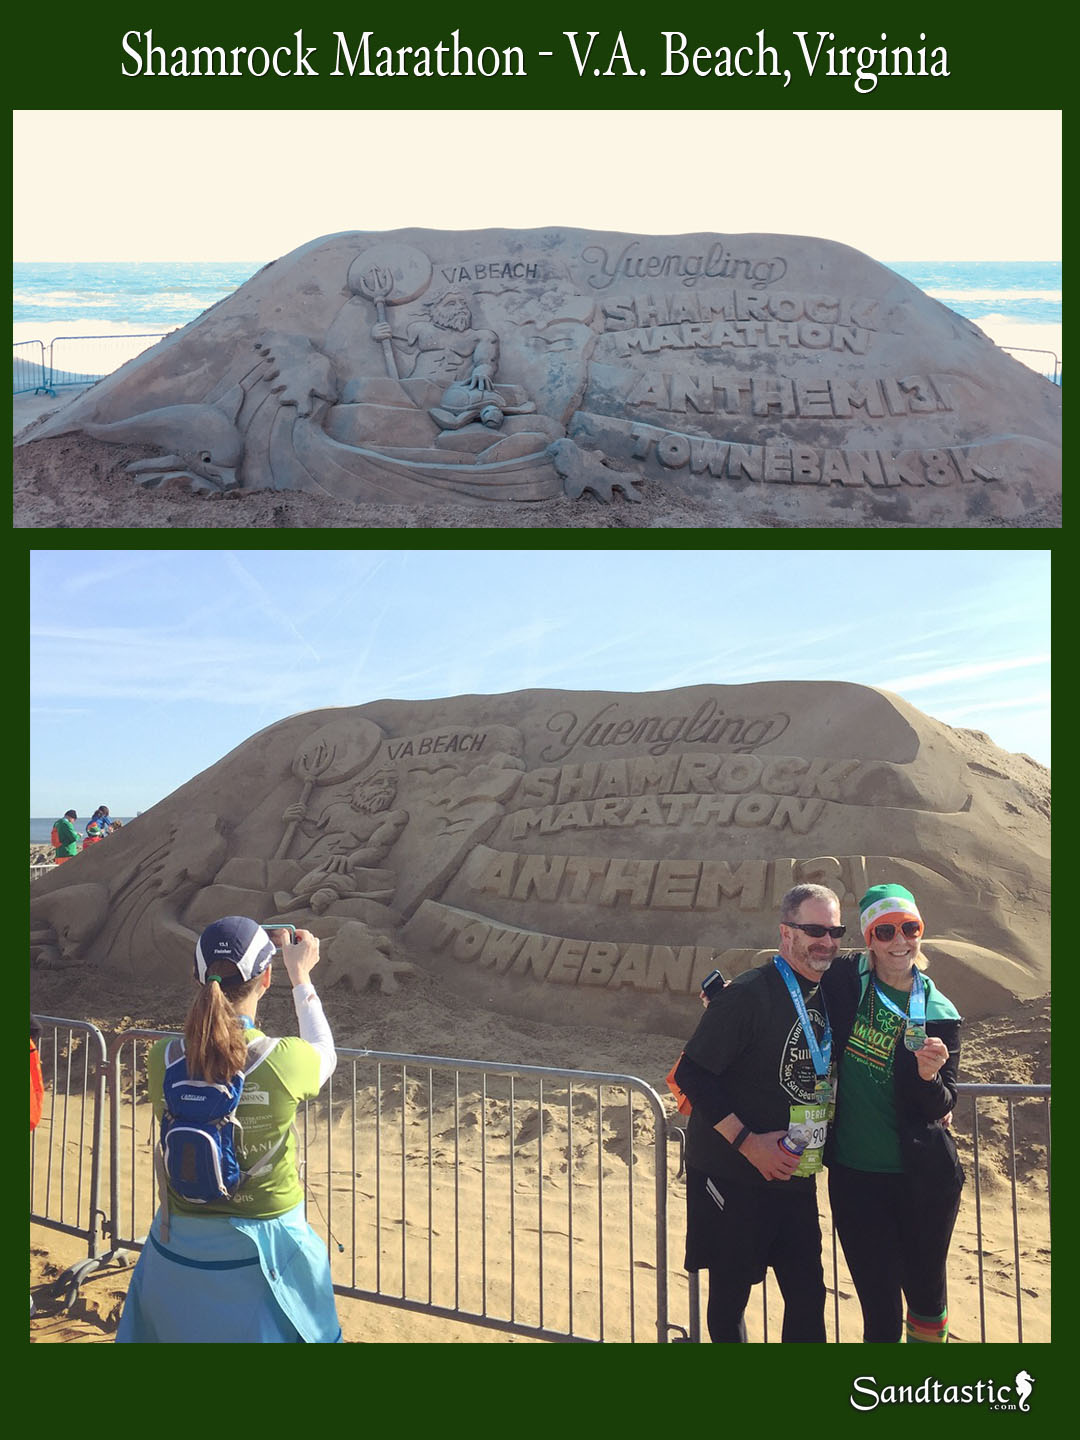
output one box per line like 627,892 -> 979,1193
15,229 -> 1060,527
30,683 -> 1049,1030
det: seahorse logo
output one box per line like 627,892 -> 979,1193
1015,1371 -> 1034,1412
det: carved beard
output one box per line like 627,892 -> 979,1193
357,790 -> 395,814
434,305 -> 471,333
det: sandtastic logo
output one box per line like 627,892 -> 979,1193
851,1372 -> 1035,1412
1015,1373 -> 1034,1413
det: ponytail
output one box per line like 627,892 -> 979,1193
184,961 -> 262,1083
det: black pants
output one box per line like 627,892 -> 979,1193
828,1163 -> 962,1342
686,1168 -> 827,1343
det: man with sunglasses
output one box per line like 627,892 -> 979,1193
674,883 -> 846,1342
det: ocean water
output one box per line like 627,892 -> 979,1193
13,261 -> 265,386
12,257 -> 1062,379
13,261 -> 264,331
885,260 -> 1062,379
885,260 -> 1062,326
31,817 -> 137,844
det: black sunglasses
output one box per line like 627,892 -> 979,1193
786,922 -> 846,939
872,921 -> 923,941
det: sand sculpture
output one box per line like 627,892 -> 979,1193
30,684 -> 1049,1029
17,229 -> 1060,524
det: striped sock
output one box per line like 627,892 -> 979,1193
906,1307 -> 948,1343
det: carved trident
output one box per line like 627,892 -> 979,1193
357,264 -> 399,379
274,718 -> 383,859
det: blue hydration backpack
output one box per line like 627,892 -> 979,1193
158,1036 -> 282,1204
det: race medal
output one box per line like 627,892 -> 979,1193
814,1077 -> 832,1102
873,968 -> 927,1052
904,1023 -> 928,1051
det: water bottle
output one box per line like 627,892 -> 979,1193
778,1119 -> 813,1160
777,1129 -> 806,1159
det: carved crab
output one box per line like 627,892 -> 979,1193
548,437 -> 643,503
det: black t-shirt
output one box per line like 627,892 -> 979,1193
682,959 -> 831,1183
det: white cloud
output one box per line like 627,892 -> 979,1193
876,654 -> 1050,693
933,691 -> 1051,720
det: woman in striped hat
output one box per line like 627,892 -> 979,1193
821,884 -> 965,1343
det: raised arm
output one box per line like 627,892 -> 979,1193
280,928 -> 337,1087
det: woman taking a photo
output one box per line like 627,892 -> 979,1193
117,916 -> 341,1343
822,884 -> 965,1344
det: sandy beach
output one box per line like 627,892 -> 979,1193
28,675 -> 1052,1345
30,947 -> 1050,1345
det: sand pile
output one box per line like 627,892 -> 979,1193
29,972 -> 1050,1344
30,683 -> 1050,1031
14,228 -> 1061,529
30,682 -> 1049,1341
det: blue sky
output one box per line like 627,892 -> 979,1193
29,548 -> 1050,816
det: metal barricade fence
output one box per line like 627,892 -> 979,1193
961,1082 -> 1051,1343
14,339 -> 49,395
1001,345 -> 1061,385
46,333 -> 168,391
683,1081 -> 1051,1342
31,1024 -> 1049,1344
316,1050 -> 676,1341
105,1029 -> 171,1262
103,1031 -> 678,1343
30,1018 -> 108,1263
13,334 -> 170,396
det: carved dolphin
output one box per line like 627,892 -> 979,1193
76,384 -> 246,490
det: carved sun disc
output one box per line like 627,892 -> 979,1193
348,244 -> 433,306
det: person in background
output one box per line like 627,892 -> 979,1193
115,916 -> 342,1343
30,1015 -> 45,1316
82,822 -> 104,848
86,806 -> 112,837
821,883 -> 964,1344
51,811 -> 80,864
31,1016 -> 44,1132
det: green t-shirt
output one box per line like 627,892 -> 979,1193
52,817 -> 80,857
150,1028 -> 321,1218
831,977 -> 912,1173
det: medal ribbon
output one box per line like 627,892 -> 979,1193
773,956 -> 832,1080
872,967 -> 926,1028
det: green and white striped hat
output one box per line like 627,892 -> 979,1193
858,883 -> 922,940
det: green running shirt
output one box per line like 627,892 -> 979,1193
831,977 -> 909,1172
149,1028 -> 321,1218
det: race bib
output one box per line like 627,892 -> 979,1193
788,1102 -> 829,1176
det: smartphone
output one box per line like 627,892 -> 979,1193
263,922 -> 296,952
701,968 -> 726,1000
